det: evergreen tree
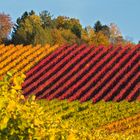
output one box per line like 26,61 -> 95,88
94,20 -> 103,32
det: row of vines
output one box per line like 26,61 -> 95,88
0,44 -> 59,79
22,44 -> 140,102
0,72 -> 140,139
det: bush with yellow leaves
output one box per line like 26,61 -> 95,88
0,71 -> 58,139
0,71 -> 89,140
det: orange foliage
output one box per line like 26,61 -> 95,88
0,44 -> 59,78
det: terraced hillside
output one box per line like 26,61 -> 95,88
22,44 -> 140,102
0,44 -> 59,79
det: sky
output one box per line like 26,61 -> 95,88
0,0 -> 140,43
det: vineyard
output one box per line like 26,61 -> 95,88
22,44 -> 140,102
0,44 -> 140,139
0,72 -> 140,139
0,44 -> 59,79
37,99 -> 140,139
98,112 -> 140,135
0,2 -> 140,139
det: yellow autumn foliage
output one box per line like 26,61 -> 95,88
0,44 -> 59,79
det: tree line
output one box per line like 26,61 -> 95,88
0,10 -> 137,46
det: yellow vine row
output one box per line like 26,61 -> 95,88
0,44 -> 59,79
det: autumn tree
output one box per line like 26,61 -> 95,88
84,26 -> 96,45
61,29 -> 78,44
12,11 -> 52,45
81,27 -> 90,44
109,23 -> 123,45
93,20 -> 110,46
50,28 -> 77,45
81,26 -> 109,47
50,29 -> 66,45
93,21 -> 125,46
55,16 -> 69,29
94,20 -> 110,38
0,13 -> 13,44
39,10 -> 55,29
54,16 -> 82,38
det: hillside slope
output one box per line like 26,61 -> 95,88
22,44 -> 140,102
0,44 -> 59,79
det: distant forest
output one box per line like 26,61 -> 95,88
0,10 -> 138,46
